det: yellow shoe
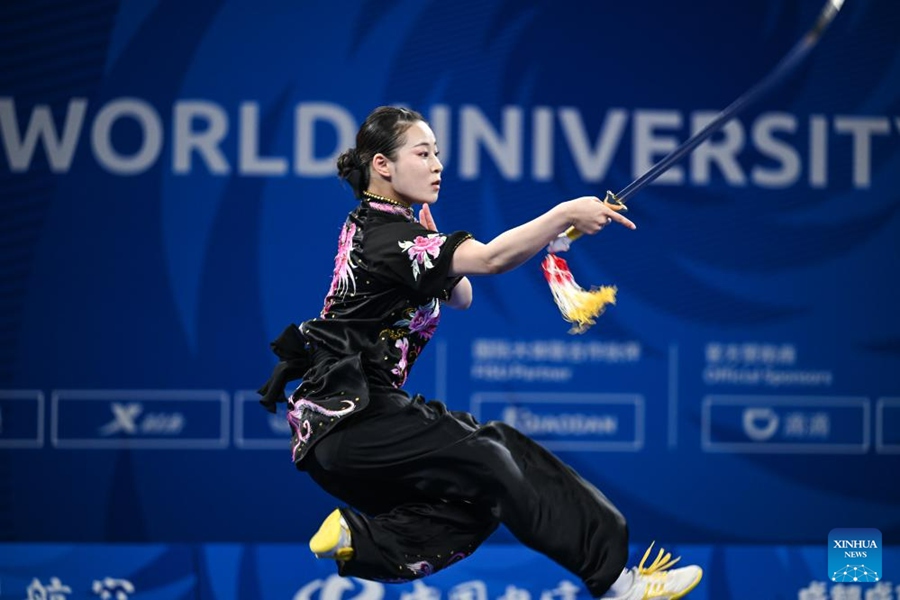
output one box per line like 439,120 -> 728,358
309,509 -> 354,560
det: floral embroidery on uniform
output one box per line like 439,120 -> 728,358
398,234 -> 445,280
368,200 -> 414,221
395,299 -> 441,339
391,337 -> 410,387
405,561 -> 434,577
447,551 -> 470,565
323,221 -> 357,314
286,398 -> 356,460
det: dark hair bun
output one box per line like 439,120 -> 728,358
337,147 -> 362,181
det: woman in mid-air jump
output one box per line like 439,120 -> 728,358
259,105 -> 702,599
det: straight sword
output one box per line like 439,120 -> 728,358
550,0 -> 846,253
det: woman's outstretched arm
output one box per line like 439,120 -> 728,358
450,196 -> 636,277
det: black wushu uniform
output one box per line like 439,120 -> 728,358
258,198 -> 629,595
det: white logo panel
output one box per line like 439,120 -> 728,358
51,389 -> 229,449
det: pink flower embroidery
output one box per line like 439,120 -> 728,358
368,201 -> 414,220
391,337 -> 410,387
396,299 -> 441,339
398,234 -> 445,280
322,221 -> 357,314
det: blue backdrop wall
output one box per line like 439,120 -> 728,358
1,0 -> 898,558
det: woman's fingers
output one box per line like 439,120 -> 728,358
419,204 -> 438,230
573,195 -> 636,233
608,210 -> 636,230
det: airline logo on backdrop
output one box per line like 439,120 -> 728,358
0,98 -> 893,190
828,528 -> 882,582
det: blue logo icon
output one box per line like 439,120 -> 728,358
828,528 -> 882,582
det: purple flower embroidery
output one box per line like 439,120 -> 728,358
398,234 -> 445,280
391,337 -> 410,387
323,221 -> 357,314
406,561 -> 434,577
396,299 -> 441,339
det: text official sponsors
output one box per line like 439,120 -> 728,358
233,390 -> 291,449
702,341 -> 834,388
876,398 -> 900,454
702,395 -> 869,454
471,393 -> 644,452
51,390 -> 229,449
0,390 -> 44,448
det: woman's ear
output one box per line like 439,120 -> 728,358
371,153 -> 392,178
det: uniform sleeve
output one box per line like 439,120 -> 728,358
365,222 -> 473,298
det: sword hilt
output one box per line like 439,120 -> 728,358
547,191 -> 627,253
602,190 -> 628,213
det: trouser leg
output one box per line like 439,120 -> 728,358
463,422 -> 630,596
341,499 -> 498,581
307,453 -> 498,582
307,395 -> 628,595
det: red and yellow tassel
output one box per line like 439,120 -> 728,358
541,253 -> 616,334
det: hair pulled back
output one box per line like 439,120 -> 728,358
336,106 -> 425,199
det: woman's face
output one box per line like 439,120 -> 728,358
386,121 -> 443,205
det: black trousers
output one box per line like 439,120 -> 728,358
305,392 -> 629,596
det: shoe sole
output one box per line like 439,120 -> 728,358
669,567 -> 703,599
